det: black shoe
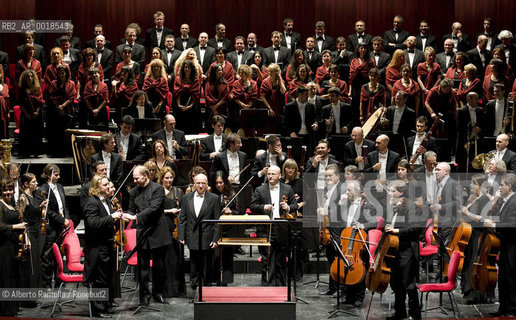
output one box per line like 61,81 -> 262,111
319,288 -> 336,295
109,302 -> 119,308
353,301 -> 363,307
463,297 -> 479,305
140,297 -> 150,306
235,248 -> 246,255
94,313 -> 112,318
153,295 -> 168,304
489,310 -> 509,317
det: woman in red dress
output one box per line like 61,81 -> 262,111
392,64 -> 421,113
143,59 -> 169,119
457,64 -> 482,106
18,69 -> 44,157
205,63 -> 230,119
112,66 -> 138,121
385,49 -> 406,93
286,49 -> 307,84
114,46 -> 141,84
16,44 -> 42,84
315,50 -> 332,86
83,68 -> 109,130
288,64 -> 312,100
360,68 -> 386,124
48,65 -> 76,156
350,44 -> 375,120
43,47 -> 70,90
319,64 -> 348,102
260,63 -> 286,132
77,48 -> 104,100
417,47 -> 442,99
485,48 -> 513,80
0,67 -> 9,139
231,65 -> 258,131
173,60 -> 201,133
483,59 -> 509,102
444,51 -> 467,88
210,48 -> 235,88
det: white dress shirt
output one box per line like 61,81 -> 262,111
494,98 -> 505,136
49,182 -> 64,216
102,151 -> 112,178
213,134 -> 223,153
346,198 -> 361,227
392,106 -> 405,134
297,100 -> 308,134
316,158 -> 329,189
99,196 -> 111,215
227,150 -> 240,184
378,151 -> 388,180
194,192 -> 205,217
269,183 -> 280,219
119,133 -> 130,161
332,103 -> 341,133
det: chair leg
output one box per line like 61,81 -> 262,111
50,282 -> 64,317
447,292 -> 456,318
450,291 -> 461,318
120,264 -> 130,289
424,293 -> 429,320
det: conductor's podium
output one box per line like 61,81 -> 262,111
194,215 -> 296,320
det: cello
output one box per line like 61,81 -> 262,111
330,226 -> 367,285
442,202 -> 472,277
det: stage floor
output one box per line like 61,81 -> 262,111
13,270 -> 510,320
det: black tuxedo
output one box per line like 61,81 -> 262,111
434,176 -> 461,238
115,42 -> 146,65
320,102 -> 354,135
415,34 -> 437,52
96,48 -> 113,79
371,51 -> 391,80
152,128 -> 188,158
86,38 -> 112,50
384,106 -> 417,137
331,50 -> 353,82
304,156 -> 339,174
128,181 -> 170,301
467,47 -> 492,78
281,32 -> 302,53
119,37 -> 145,47
484,98 -> 508,137
200,133 -> 226,161
144,27 -> 174,49
404,48 -> 425,77
161,48 -> 182,75
456,105 -> 485,170
313,35 -> 335,52
477,32 -> 502,51
343,139 -> 376,167
116,132 -> 144,161
16,44 -> 45,66
282,100 -> 317,136
194,46 -> 216,74
442,33 -> 471,52
55,36 -> 81,50
264,46 -> 291,71
209,149 -> 247,182
251,151 -> 287,178
383,29 -> 410,54
227,50 -> 253,72
304,50 -> 322,75
406,135 -> 436,163
245,45 -> 265,57
347,33 -> 373,53
365,149 -> 401,174
495,43 -> 516,71
174,37 -> 199,51
63,48 -> 81,79
207,37 -> 231,52
90,152 -> 124,186
435,52 -> 455,72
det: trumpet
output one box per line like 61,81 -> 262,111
504,93 -> 516,135
472,151 -> 496,171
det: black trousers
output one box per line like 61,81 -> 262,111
137,245 -> 167,302
40,228 -> 59,288
86,245 -> 113,315
498,241 -> 516,314
390,247 -> 420,318
189,249 -> 214,289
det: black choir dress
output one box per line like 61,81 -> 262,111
0,201 -> 21,316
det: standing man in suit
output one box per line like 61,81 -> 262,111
456,92 -> 484,172
305,140 -> 339,189
123,165 -> 170,305
16,31 -> 45,66
36,164 -> 71,288
227,36 -> 252,73
179,173 -> 220,289
313,21 -> 335,52
415,20 -> 437,52
116,115 -> 144,161
404,36 -> 425,78
383,15 -> 410,54
429,162 -> 460,240
246,33 -> 264,55
209,133 -> 247,184
365,134 -> 401,179
250,165 -> 297,285
55,23 -> 81,50
162,35 -> 181,79
304,37 -> 322,74
343,127 -> 375,170
442,22 -> 470,53
194,32 -> 217,75
332,37 -> 353,83
86,24 -> 112,50
175,24 -> 198,51
491,133 -> 516,172
80,161 -> 107,211
321,87 -> 354,136
484,83 -> 509,137
479,17 -> 501,51
407,117 -> 436,165
435,39 -> 456,73
484,173 -> 516,317
381,91 -> 417,139
281,17 -> 301,54
84,175 -> 122,318
264,31 -> 291,72
282,86 -> 318,148
347,20 -> 372,54
208,23 -> 231,52
90,133 -> 124,187
58,35 -> 81,79
496,30 -> 516,71
116,27 -> 146,65
152,114 -> 189,159
371,37 -> 391,83
251,135 -> 286,180
95,35 -> 113,81
413,151 -> 438,205
201,115 -> 226,161
145,11 -> 173,50
467,35 -> 491,79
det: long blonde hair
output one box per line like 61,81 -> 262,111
174,48 -> 202,77
146,59 -> 167,79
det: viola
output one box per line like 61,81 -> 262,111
173,196 -> 180,240
40,190 -> 49,235
330,226 -> 367,285
112,198 -> 127,249
280,195 -> 295,220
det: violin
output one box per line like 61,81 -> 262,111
112,198 -> 126,249
330,226 -> 367,285
280,195 -> 295,219
40,190 -> 49,235
319,214 -> 331,245
173,196 -> 180,240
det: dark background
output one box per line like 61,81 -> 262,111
1,0 -> 516,59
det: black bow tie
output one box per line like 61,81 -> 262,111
156,28 -> 163,32
446,52 -> 454,56
374,52 -> 380,56
452,36 -> 458,40
237,51 -> 243,55
200,46 -> 206,50
217,39 -> 223,43
97,49 -> 103,54
273,47 -> 280,51
408,49 -> 414,53
357,35 -> 363,39
128,44 -> 133,48
248,47 -> 255,51
167,49 -> 173,53
285,33 -> 292,36
317,36 -> 324,41
63,51 -> 68,55
420,35 -> 427,39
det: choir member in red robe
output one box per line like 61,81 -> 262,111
417,47 -> 442,99
230,65 -> 258,131
205,63 -> 230,119
315,50 -> 333,85
18,69 -> 44,157
319,64 -> 349,102
112,66 -> 138,122
77,48 -> 104,99
43,47 -> 70,90
0,67 -> 9,139
16,44 -> 42,84
286,49 -> 307,84
444,51 -> 467,88
457,64 -> 482,106
173,60 -> 201,133
210,48 -> 235,88
288,64 -> 312,100
83,68 -> 109,130
143,59 -> 169,119
483,59 -> 509,102
392,64 -> 421,113
260,63 -> 286,132
360,68 -> 386,123
385,49 -> 406,93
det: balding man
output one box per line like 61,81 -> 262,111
429,162 -> 460,240
152,114 -> 188,159
365,134 -> 401,179
404,36 -> 425,77
467,34 -> 492,78
250,165 -> 297,286
95,35 -> 113,79
175,24 -> 198,51
208,23 -> 231,52
442,22 -> 471,53
347,20 -> 372,54
435,39 -> 455,72
194,32 -> 216,74
491,134 -> 516,172
343,127 -> 375,170
245,33 -> 264,55
179,173 -> 220,289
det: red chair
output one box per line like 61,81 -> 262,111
166,91 -> 173,114
50,243 -> 92,318
13,105 -> 21,135
419,218 -> 438,282
120,223 -> 154,292
417,250 -> 461,320
61,220 -> 84,273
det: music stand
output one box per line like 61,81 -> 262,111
328,237 -> 358,318
134,118 -> 162,140
290,219 -> 309,304
239,108 -> 269,137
